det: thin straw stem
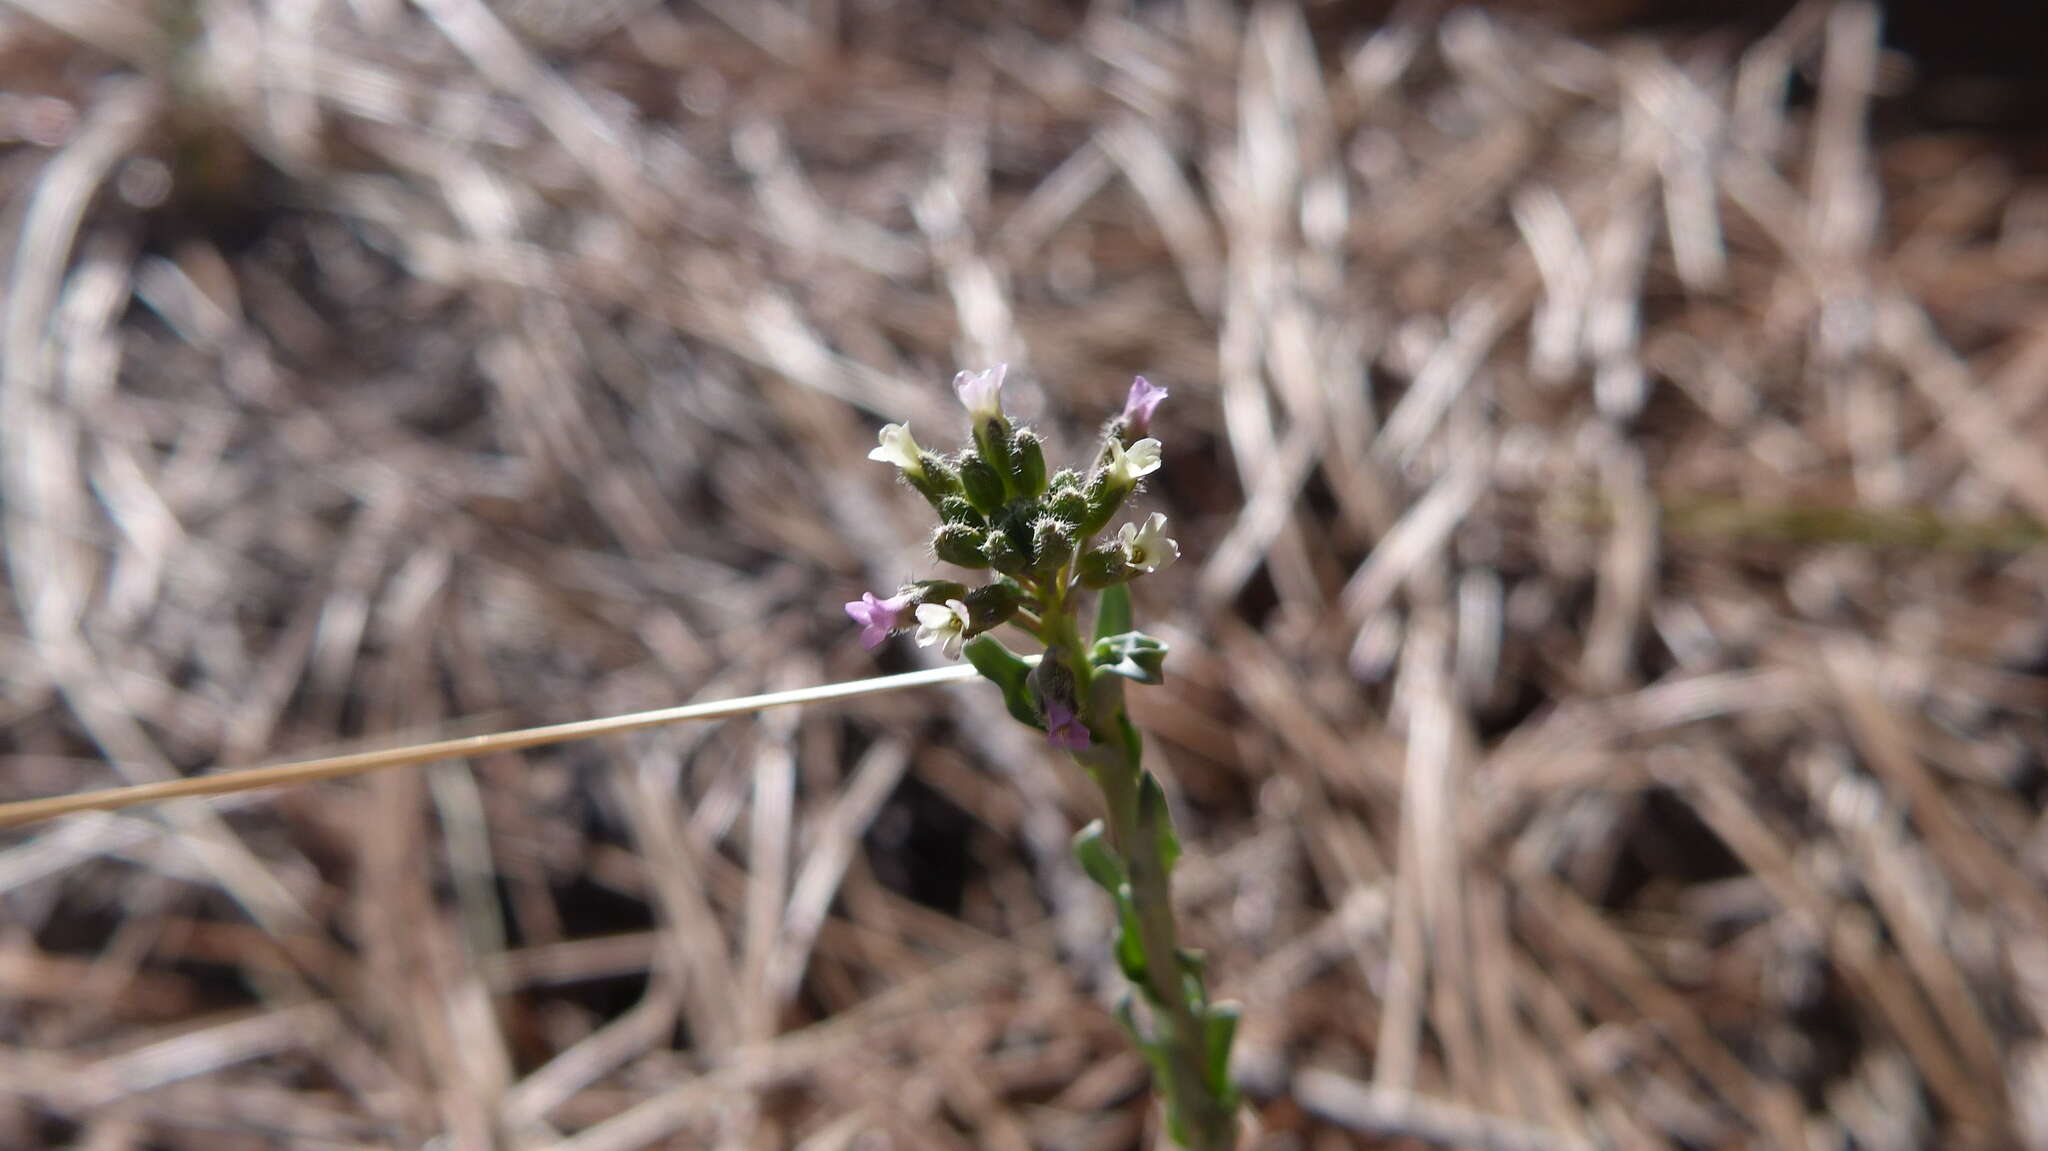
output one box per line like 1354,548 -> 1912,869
0,662 -> 1006,829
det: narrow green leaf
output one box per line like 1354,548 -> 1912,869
1114,887 -> 1149,987
1204,1001 -> 1242,1097
1072,821 -> 1124,892
1094,583 -> 1133,644
963,634 -> 1040,727
1113,993 -> 1145,1047
1138,771 -> 1181,877
1163,1099 -> 1191,1146
1114,996 -> 1174,1089
1116,710 -> 1143,766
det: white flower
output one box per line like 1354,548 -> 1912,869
1117,513 -> 1180,574
952,364 -> 1007,424
1104,437 -> 1163,487
913,598 -> 972,659
867,423 -> 925,476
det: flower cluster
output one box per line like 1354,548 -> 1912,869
845,366 -> 1178,744
845,367 -> 1238,1149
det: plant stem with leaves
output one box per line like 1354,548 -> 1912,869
847,369 -> 1239,1148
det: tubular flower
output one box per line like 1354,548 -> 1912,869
953,364 -> 1007,425
844,591 -> 916,649
1103,437 -> 1162,487
1117,513 -> 1179,574
1119,376 -> 1167,438
868,423 -> 926,477
913,599 -> 973,659
1044,700 -> 1091,750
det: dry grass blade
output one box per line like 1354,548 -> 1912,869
0,666 -> 989,827
1293,1068 -> 1594,1151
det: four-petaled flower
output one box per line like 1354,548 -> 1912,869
1103,437 -> 1162,487
953,364 -> 1007,425
1120,376 -> 1167,438
1118,512 -> 1179,574
844,591 -> 916,649
914,598 -> 973,659
1044,700 -> 1091,750
868,423 -> 926,477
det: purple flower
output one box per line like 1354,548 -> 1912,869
1044,700 -> 1091,750
844,591 -> 915,649
1120,376 -> 1168,438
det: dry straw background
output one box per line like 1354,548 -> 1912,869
3,0 -> 2047,1148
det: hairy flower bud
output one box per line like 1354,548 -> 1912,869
1079,479 -> 1120,535
1009,429 -> 1048,499
937,495 -> 984,528
985,523 -> 1028,576
933,522 -> 990,569
1077,546 -> 1133,589
1045,469 -> 1088,525
956,449 -> 1006,514
963,582 -> 1021,634
906,452 -> 961,505
901,579 -> 969,607
975,418 -> 1014,498
1031,516 -> 1078,576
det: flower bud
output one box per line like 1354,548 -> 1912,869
902,579 -> 969,606
956,449 -> 1006,514
905,452 -> 961,505
1077,546 -> 1133,589
933,522 -> 990,569
1045,469 -> 1088,524
985,524 -> 1028,576
937,495 -> 984,528
1079,477 -> 1121,535
963,582 -> 1021,634
1008,429 -> 1048,499
974,417 -> 1014,497
1031,516 -> 1078,576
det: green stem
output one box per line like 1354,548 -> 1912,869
1048,600 -> 1236,1150
1091,718 -> 1235,1150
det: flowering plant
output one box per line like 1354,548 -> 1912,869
848,368 -> 1239,1149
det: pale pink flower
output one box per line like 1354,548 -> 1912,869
844,591 -> 915,649
1120,376 -> 1167,437
952,364 -> 1007,424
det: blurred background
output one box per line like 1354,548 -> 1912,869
3,1 -> 2047,1148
